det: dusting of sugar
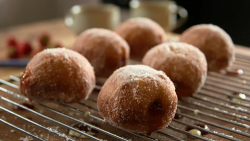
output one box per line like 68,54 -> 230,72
47,127 -> 73,140
64,53 -> 69,59
10,129 -> 15,133
22,48 -> 95,103
143,42 -> 207,96
1,116 -> 6,120
99,64 -> 177,134
180,24 -> 235,71
115,65 -> 166,81
213,131 -> 234,138
132,88 -> 136,95
73,28 -> 129,78
19,136 -> 33,141
39,134 -> 44,138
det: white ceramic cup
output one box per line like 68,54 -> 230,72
130,0 -> 188,32
65,4 -> 120,34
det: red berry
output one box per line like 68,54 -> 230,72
18,42 -> 33,56
6,36 -> 18,47
8,47 -> 19,59
38,32 -> 51,47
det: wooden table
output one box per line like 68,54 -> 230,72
0,19 -> 250,80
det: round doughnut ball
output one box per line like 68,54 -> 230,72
180,24 -> 235,71
20,48 -> 95,103
71,28 -> 130,78
97,65 -> 177,134
142,42 -> 207,97
115,17 -> 166,61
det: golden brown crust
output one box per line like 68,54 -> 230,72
71,28 -> 130,78
97,65 -> 177,134
142,42 -> 207,97
115,17 -> 166,61
20,48 -> 95,103
179,24 -> 235,71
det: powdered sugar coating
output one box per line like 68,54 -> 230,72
115,17 -> 166,61
180,24 -> 235,71
97,65 -> 177,134
71,28 -> 130,78
142,42 -> 207,97
20,48 -> 95,103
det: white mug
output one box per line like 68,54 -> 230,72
65,4 -> 120,34
130,0 -> 188,32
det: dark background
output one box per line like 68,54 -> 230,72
103,0 -> 250,47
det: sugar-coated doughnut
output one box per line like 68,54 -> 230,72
115,17 -> 166,61
142,42 -> 207,97
180,24 -> 235,71
97,65 -> 177,134
71,28 -> 130,78
20,48 -> 95,103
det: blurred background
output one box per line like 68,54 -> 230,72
1,0 -> 250,47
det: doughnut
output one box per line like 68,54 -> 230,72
97,65 -> 177,134
20,48 -> 95,103
179,24 -> 235,71
71,28 -> 130,78
142,42 -> 207,97
115,17 -> 166,61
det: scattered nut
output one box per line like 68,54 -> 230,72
242,80 -> 247,85
189,129 -> 201,136
85,111 -> 91,117
194,110 -> 199,115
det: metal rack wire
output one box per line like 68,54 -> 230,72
0,53 -> 250,141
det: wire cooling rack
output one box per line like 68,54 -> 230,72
0,53 -> 250,141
